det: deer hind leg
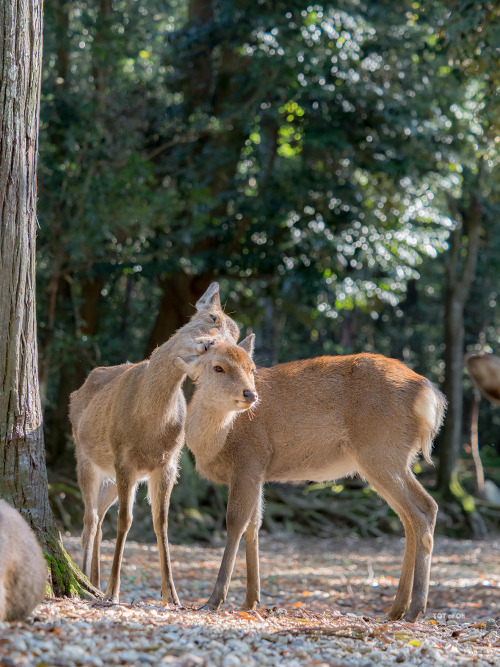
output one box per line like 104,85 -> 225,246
90,480 -> 118,589
201,477 -> 262,611
77,457 -> 101,580
242,490 -> 263,611
104,467 -> 137,602
359,464 -> 437,622
385,507 -> 416,620
403,474 -> 437,622
148,463 -> 180,606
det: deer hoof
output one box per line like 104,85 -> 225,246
403,608 -> 422,623
197,598 -> 223,612
242,600 -> 258,611
105,595 -> 119,604
386,606 -> 407,621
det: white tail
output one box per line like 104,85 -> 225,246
69,283 -> 239,604
178,343 -> 446,622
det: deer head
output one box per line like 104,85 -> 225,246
175,282 -> 240,357
174,335 -> 258,411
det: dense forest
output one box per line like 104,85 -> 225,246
36,0 -> 500,539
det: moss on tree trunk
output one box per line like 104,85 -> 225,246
42,538 -> 102,599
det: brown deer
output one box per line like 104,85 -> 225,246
69,283 -> 239,604
0,500 -> 46,621
175,339 -> 446,622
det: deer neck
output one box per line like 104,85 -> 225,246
140,338 -> 189,424
184,399 -> 237,469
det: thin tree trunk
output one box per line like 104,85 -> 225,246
469,390 -> 485,496
437,176 -> 482,495
439,290 -> 466,491
0,0 -> 100,598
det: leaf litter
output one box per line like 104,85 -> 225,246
0,533 -> 498,666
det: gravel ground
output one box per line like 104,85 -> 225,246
1,533 -> 499,666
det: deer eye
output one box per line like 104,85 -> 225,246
209,314 -> 217,323
213,366 -> 224,373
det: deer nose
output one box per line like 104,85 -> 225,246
243,390 -> 258,403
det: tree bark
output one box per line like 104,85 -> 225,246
0,0 -> 100,598
437,176 -> 482,495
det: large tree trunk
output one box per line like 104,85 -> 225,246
437,176 -> 482,495
0,0 -> 99,598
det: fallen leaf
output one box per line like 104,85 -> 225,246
408,639 -> 422,647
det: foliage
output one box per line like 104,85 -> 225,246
37,0 -> 500,533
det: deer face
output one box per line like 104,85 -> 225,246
174,335 -> 258,412
178,283 -> 240,357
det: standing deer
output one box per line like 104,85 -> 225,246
0,500 -> 46,621
70,283 -> 239,604
175,339 -> 446,622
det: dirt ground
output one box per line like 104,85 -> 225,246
1,533 -> 499,665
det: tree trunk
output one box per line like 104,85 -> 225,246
0,0 -> 100,598
469,390 -> 485,497
439,289 -> 466,492
437,176 -> 482,495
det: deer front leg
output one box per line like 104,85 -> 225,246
242,491 -> 263,611
104,467 -> 137,603
149,464 -> 180,605
200,478 -> 262,611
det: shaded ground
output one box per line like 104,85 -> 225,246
1,534 -> 499,665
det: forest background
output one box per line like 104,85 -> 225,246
37,0 -> 500,543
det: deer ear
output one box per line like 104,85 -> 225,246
196,282 -> 221,311
173,355 -> 199,378
238,333 -> 255,358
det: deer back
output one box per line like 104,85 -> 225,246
206,353 -> 445,484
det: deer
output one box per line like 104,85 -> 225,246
0,500 -> 46,621
69,282 -> 239,604
174,338 -> 446,622
465,353 -> 500,501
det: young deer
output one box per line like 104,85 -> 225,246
70,283 -> 239,604
0,500 -> 46,621
175,339 -> 446,622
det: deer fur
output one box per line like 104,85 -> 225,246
0,500 -> 46,621
69,283 -> 239,604
176,340 -> 446,622
465,353 -> 500,405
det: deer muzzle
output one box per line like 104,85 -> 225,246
243,390 -> 258,404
